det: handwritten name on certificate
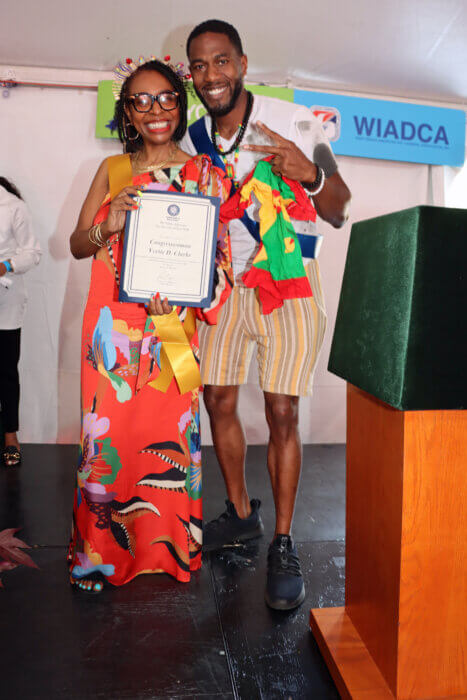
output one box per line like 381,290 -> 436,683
119,190 -> 220,307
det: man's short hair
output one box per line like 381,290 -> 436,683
186,19 -> 244,57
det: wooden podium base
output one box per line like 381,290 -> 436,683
310,386 -> 467,700
310,607 -> 394,699
310,607 -> 467,700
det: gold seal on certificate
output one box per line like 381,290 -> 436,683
119,190 -> 221,307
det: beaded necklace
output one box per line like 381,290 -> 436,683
211,91 -> 253,187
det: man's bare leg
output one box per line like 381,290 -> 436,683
263,392 -> 305,610
264,392 -> 301,535
202,384 -> 264,551
203,384 -> 251,518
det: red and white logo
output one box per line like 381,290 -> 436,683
311,106 -> 341,142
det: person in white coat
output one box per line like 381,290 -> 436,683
0,178 -> 41,466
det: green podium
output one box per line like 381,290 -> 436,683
310,206 -> 467,699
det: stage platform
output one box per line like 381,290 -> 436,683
0,444 -> 344,699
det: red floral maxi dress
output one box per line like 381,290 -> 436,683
68,155 -> 233,585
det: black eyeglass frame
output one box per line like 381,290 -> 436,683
126,91 -> 180,113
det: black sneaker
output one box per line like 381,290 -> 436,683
265,534 -> 305,610
203,499 -> 264,552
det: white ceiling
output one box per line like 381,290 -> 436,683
2,0 -> 467,104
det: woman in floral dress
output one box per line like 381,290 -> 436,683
68,59 -> 232,592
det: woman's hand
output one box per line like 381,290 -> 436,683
147,293 -> 173,316
102,186 -> 141,237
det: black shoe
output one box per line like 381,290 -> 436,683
265,534 -> 305,610
203,499 -> 264,552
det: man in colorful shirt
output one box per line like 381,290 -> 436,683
180,19 -> 351,610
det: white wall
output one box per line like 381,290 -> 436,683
1,82 -> 440,444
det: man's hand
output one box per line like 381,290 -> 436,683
242,121 -> 317,184
243,120 -> 351,228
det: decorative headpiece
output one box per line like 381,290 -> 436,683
112,55 -> 191,101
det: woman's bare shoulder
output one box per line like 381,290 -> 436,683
82,158 -> 109,193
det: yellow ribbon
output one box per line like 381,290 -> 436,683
148,308 -> 201,394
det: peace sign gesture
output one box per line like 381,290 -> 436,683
242,121 -> 318,185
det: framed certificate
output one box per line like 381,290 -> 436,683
119,190 -> 221,307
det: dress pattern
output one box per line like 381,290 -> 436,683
69,155 -> 232,585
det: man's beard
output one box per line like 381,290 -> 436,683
196,77 -> 243,118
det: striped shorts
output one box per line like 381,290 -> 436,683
198,260 -> 327,396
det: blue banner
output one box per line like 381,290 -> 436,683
294,90 -> 465,166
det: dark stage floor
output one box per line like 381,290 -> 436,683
0,444 -> 345,700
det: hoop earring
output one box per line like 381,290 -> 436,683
123,118 -> 140,142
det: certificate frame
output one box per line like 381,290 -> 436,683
118,189 -> 220,307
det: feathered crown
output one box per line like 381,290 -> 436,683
112,55 -> 192,101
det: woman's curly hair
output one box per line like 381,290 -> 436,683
114,59 -> 188,153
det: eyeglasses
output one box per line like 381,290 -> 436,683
126,91 -> 179,112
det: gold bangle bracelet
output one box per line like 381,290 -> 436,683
88,224 -> 105,247
88,226 -> 96,246
95,224 -> 106,246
